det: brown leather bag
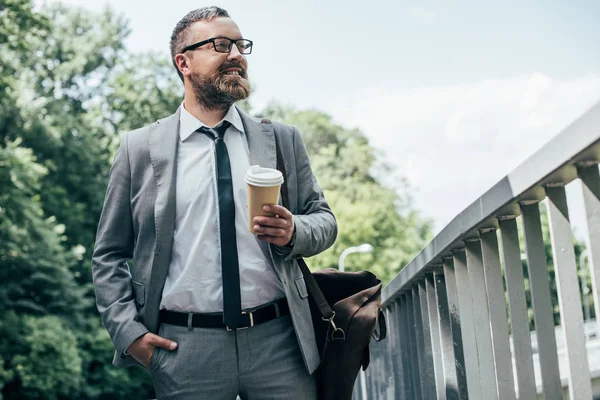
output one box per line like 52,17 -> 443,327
272,125 -> 387,399
304,266 -> 386,399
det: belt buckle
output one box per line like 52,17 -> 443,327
226,311 -> 254,331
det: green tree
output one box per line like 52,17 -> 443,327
1,2 -> 155,398
103,51 -> 183,137
0,356 -> 12,400
0,141 -> 84,317
0,0 -> 48,99
8,3 -> 130,270
0,3 -> 86,395
11,316 -> 82,400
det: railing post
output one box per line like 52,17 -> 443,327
579,165 -> 600,335
546,186 -> 593,399
418,280 -> 438,399
405,290 -> 423,399
400,293 -> 417,399
521,203 -> 563,399
412,284 -> 429,398
369,335 -> 379,398
435,268 -> 460,400
453,249 -> 482,399
480,229 -> 516,400
383,305 -> 396,397
366,348 -> 376,400
498,218 -> 537,399
425,273 -> 445,400
456,248 -> 489,399
464,239 -> 498,399
387,301 -> 405,399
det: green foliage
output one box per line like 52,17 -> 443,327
0,356 -> 14,400
0,2 -> 154,398
0,140 -> 84,317
8,3 -> 130,260
0,0 -> 49,84
103,52 -> 183,138
11,316 -> 82,399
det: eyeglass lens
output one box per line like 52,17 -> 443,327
214,38 -> 252,54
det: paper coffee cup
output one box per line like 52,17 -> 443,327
245,165 -> 284,233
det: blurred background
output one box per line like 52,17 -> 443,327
0,0 -> 598,398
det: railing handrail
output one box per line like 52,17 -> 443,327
383,100 -> 600,306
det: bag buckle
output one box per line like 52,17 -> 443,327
322,311 -> 345,340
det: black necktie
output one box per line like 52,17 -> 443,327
197,121 -> 242,329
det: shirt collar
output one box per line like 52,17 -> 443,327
179,103 -> 244,141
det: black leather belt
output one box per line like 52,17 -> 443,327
159,298 -> 289,331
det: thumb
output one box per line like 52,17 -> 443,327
148,333 -> 178,351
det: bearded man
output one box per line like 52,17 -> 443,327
91,6 -> 337,400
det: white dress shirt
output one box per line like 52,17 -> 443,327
159,104 -> 285,313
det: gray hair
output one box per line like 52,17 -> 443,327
170,7 -> 230,81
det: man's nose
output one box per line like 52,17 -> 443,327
227,44 -> 243,61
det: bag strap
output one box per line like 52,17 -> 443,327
269,121 -> 335,322
373,310 -> 387,341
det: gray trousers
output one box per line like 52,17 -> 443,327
149,315 -> 317,400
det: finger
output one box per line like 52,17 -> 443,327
253,216 -> 289,229
148,333 -> 178,350
263,205 -> 292,219
253,225 -> 286,237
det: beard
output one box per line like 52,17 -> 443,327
189,65 -> 252,111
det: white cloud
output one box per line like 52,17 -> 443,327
329,73 -> 600,233
408,7 -> 437,24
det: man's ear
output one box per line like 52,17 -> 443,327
175,53 -> 191,77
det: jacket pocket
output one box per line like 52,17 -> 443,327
131,280 -> 145,306
294,276 -> 308,299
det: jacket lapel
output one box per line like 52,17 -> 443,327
237,106 -> 276,170
149,108 -> 180,288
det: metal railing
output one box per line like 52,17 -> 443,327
359,101 -> 600,399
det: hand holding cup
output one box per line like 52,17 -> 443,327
253,204 -> 295,247
245,165 -> 294,246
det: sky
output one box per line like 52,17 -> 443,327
41,0 -> 600,235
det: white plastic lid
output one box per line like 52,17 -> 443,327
244,165 -> 284,187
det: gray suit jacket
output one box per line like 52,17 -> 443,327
91,106 -> 337,373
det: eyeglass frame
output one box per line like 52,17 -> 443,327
180,37 -> 253,55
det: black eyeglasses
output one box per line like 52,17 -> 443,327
181,37 -> 253,55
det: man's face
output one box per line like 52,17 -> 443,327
179,17 -> 251,110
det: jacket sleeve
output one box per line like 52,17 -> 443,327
91,133 -> 149,357
281,126 -> 337,260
